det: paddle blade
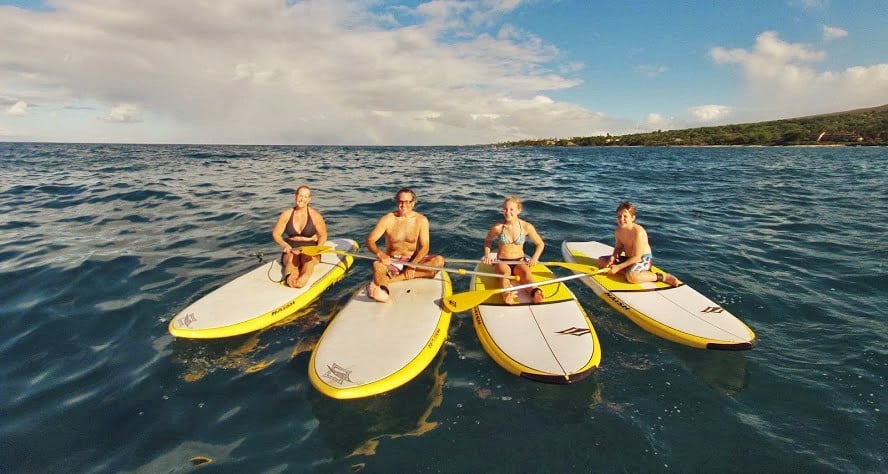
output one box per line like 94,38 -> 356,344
443,289 -> 498,313
444,272 -> 597,312
300,245 -> 334,256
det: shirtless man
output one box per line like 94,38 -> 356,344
598,201 -> 678,286
365,187 -> 445,302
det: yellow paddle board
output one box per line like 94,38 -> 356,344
169,238 -> 357,339
561,241 -> 756,350
309,271 -> 452,399
470,256 -> 601,383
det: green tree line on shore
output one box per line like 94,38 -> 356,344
500,104 -> 888,147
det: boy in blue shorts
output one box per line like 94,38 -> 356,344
598,201 -> 678,286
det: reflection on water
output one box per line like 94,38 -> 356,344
673,348 -> 749,395
130,440 -> 242,472
309,349 -> 447,465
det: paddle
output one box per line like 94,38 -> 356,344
442,271 -> 604,313
445,258 -> 603,276
300,245 -> 517,280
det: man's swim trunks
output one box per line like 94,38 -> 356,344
386,255 -> 440,278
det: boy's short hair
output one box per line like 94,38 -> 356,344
616,201 -> 636,217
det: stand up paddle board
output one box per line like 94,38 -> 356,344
309,271 -> 452,399
561,241 -> 756,350
169,238 -> 358,339
470,257 -> 601,383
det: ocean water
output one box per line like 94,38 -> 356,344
0,143 -> 885,473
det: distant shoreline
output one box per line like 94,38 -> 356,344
494,103 -> 888,148
490,143 -> 880,148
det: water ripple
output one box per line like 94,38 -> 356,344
1,144 -> 885,472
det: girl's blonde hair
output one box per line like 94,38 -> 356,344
503,195 -> 523,209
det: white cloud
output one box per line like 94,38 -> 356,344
102,103 -> 142,123
6,100 -> 28,116
0,0 -> 612,144
711,31 -> 825,71
710,31 -> 888,117
822,25 -> 847,41
689,105 -> 732,122
643,113 -> 674,130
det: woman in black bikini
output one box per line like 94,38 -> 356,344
272,185 -> 328,288
482,196 -> 545,305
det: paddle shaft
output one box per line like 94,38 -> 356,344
446,258 -> 601,275
349,252 -> 513,278
443,272 -> 598,312
301,246 -> 515,280
483,272 -> 593,294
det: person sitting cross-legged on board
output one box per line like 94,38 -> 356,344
598,201 -> 678,287
482,196 -> 545,305
365,187 -> 445,303
272,185 -> 328,288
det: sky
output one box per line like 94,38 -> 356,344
0,0 -> 886,145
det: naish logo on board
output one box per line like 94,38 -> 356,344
556,327 -> 591,336
701,306 -> 725,314
324,363 -> 352,385
604,292 -> 631,310
271,299 -> 297,316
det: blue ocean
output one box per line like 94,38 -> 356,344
1,144 -> 885,472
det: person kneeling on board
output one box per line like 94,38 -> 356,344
598,201 -> 678,287
365,187 -> 444,303
482,196 -> 546,305
272,185 -> 329,288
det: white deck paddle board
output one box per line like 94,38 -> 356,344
169,238 -> 358,339
561,241 -> 756,350
309,271 -> 453,399
471,257 -> 601,383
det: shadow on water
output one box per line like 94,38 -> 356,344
494,371 -> 605,426
170,332 -> 285,383
670,346 -> 750,396
307,349 -> 448,469
584,292 -> 751,397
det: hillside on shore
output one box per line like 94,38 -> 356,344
501,104 -> 888,147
